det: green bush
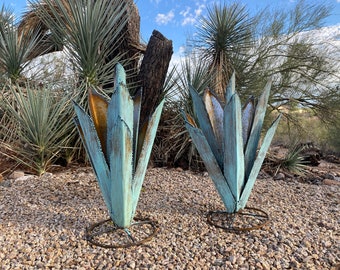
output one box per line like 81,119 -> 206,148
0,82 -> 76,175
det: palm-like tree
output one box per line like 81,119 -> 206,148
191,2 -> 253,101
19,0 -> 144,89
0,6 -> 40,82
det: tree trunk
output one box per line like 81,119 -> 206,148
138,30 -> 173,126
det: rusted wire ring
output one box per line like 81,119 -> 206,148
207,207 -> 269,232
86,217 -> 159,248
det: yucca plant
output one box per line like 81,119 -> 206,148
0,6 -> 40,82
183,73 -> 281,214
32,0 -> 130,90
154,56 -> 216,169
0,82 -> 75,175
73,64 -> 164,228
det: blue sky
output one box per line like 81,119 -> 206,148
3,0 -> 340,56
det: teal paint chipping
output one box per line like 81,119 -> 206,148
184,74 -> 281,213
73,64 -> 164,228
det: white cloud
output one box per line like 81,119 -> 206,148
155,10 -> 175,25
180,3 -> 206,26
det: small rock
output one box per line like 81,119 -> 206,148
261,260 -> 271,270
229,255 -> 236,264
323,179 -> 340,186
175,167 -> 183,172
127,261 -> 136,268
324,173 -> 335,180
8,170 -> 25,179
273,172 -> 285,180
213,259 -> 224,266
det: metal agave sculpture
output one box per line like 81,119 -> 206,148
183,73 -> 281,214
73,64 -> 164,229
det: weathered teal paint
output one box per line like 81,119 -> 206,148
131,99 -> 165,218
238,114 -> 281,210
183,115 -> 236,212
189,85 -> 223,168
73,64 -> 164,228
185,74 -> 281,213
224,94 -> 245,203
244,80 -> 271,181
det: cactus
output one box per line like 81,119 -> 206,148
183,73 -> 281,213
73,64 -> 164,228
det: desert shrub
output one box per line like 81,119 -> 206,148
0,82 -> 77,175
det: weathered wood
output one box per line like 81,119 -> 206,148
138,30 -> 173,126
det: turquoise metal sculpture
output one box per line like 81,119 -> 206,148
73,64 -> 164,229
183,73 -> 281,214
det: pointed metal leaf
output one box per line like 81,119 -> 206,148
225,72 -> 236,103
184,114 -> 236,213
223,93 -> 245,202
132,88 -> 142,172
88,88 -> 109,159
238,114 -> 281,210
107,63 -> 134,163
108,116 -> 133,228
244,79 -> 272,181
203,89 -> 224,149
131,100 -> 165,219
241,96 -> 255,149
189,85 -> 222,168
73,102 -> 112,214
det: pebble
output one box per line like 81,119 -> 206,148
323,179 -> 340,186
0,167 -> 338,269
8,170 -> 25,179
273,172 -> 285,180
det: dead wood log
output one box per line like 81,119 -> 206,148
138,30 -> 173,126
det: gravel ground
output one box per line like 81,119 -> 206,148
0,167 -> 339,269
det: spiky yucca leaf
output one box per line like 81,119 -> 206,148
0,6 -> 40,82
0,83 -> 75,175
32,0 -> 129,87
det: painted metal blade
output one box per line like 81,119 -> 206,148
106,63 -> 134,228
244,79 -> 272,181
203,89 -> 224,149
184,114 -> 236,213
108,117 -> 133,228
189,85 -> 222,168
131,99 -> 165,219
225,72 -> 236,104
241,96 -> 255,150
132,88 -> 142,172
73,102 -> 112,215
223,93 -> 245,202
88,88 -> 109,159
238,114 -> 281,210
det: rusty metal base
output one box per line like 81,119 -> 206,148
207,207 -> 269,232
85,217 -> 159,248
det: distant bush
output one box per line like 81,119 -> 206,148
0,83 -> 77,175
